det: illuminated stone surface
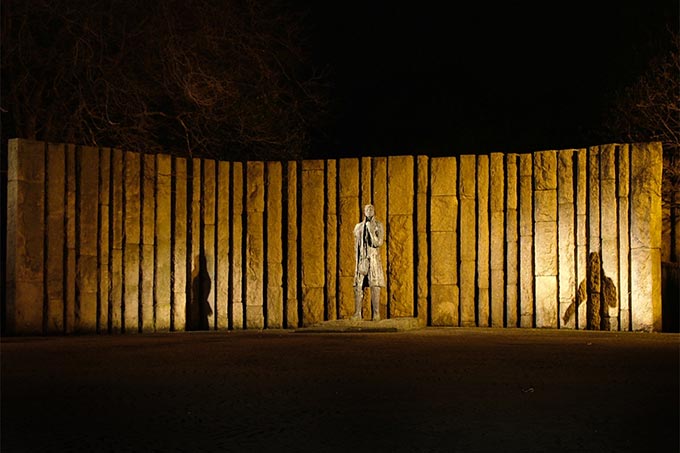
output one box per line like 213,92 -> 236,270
246,161 -> 264,329
65,145 -> 76,333
534,151 -> 558,328
267,161 -> 284,328
459,155 -> 476,327
388,156 -> 414,318
490,153 -> 504,327
216,161 -> 230,330
557,150 -> 576,329
189,159 -> 201,330
172,158 -> 187,331
575,149 -> 588,329
231,162 -> 244,329
416,156 -> 428,323
338,159 -> 359,318
141,153 -> 155,332
155,154 -> 172,331
97,147 -> 110,332
477,154 -> 490,326
430,157 -> 458,326
600,145 -> 619,330
286,161 -> 299,327
325,160 -> 337,321
372,157 -> 388,319
301,160 -> 325,326
518,153 -> 533,327
124,151 -> 141,332
203,159 -> 217,330
616,146 -> 630,330
47,143 -> 66,333
505,154 -> 519,327
110,148 -> 124,333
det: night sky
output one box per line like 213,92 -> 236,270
296,0 -> 678,159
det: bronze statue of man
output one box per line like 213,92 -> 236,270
353,204 -> 385,321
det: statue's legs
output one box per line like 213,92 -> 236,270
370,287 -> 381,321
353,285 -> 364,319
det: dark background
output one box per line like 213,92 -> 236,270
295,0 -> 678,159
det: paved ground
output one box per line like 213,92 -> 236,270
1,328 -> 678,453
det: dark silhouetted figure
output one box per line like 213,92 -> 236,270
189,253 -> 213,330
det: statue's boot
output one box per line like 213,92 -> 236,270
371,287 -> 381,321
352,287 -> 363,320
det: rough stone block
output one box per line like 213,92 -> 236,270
172,157 -> 188,331
588,146 -> 601,251
459,198 -> 476,261
247,161 -> 265,213
506,154 -> 518,210
111,249 -> 123,333
203,159 -> 216,225
431,157 -> 457,196
533,151 -> 557,190
558,202 -> 576,329
459,260 -> 476,327
302,287 -> 325,326
430,196 -> 458,232
142,154 -> 156,246
124,152 -> 141,245
286,161 -> 299,328
519,235 -> 534,327
506,283 -> 518,328
476,155 -> 490,326
246,213 -> 264,312
388,155 -> 414,215
231,162 -> 244,329
534,190 -> 557,223
155,155 -> 172,331
557,150 -> 574,204
431,231 -> 457,285
246,305 -> 264,329
459,155 -> 476,199
301,161 -> 326,288
267,161 -> 284,325
431,285 -> 459,326
519,152 -> 532,176
519,175 -> 533,237
141,245 -> 155,332
65,145 -> 77,333
361,157 -> 372,207
388,214 -> 414,317
534,221 -> 558,276
111,149 -> 124,250
339,158 -> 360,196
372,157 -> 388,314
630,247 -> 662,331
338,276 -> 355,319
535,275 -> 558,328
630,142 -> 663,250
267,286 -> 284,328
46,143 -> 66,333
216,161 -> 230,330
339,197 -> 359,278
124,243 -> 140,332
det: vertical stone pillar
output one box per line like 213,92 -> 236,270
110,148 -> 124,333
387,155 -> 415,318
416,156 -> 429,324
46,143 -> 66,333
266,161 -> 284,328
216,161 -> 230,330
65,144 -> 76,333
533,151 -> 558,328
246,161 -> 265,328
587,146 -> 601,329
617,146 -> 631,330
372,157 -> 388,319
301,160 -> 326,325
6,139 -> 44,334
575,149 -> 588,329
338,158 -> 359,318
172,157 -> 188,331
140,154 -> 156,332
459,155 -> 476,327
76,146 -> 99,333
429,157 -> 458,326
600,144 -> 619,330
124,151 -> 141,333
189,159 -> 202,330
558,150 -> 576,329
476,155 -> 490,327
98,148 -> 111,333
231,162 -> 244,328
518,153 -> 534,327
505,154 -> 519,327
155,154 -> 172,331
630,142 -> 663,331
203,159 -> 217,329
286,161 -> 299,327
489,153 -> 505,327
325,160 -> 338,321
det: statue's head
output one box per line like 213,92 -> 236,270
364,204 -> 375,219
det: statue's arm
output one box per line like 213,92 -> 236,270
369,221 -> 384,247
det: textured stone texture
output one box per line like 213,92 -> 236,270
430,157 -> 458,326
97,148 -> 110,333
534,151 -> 558,328
172,158 -> 187,331
490,153 -> 504,327
155,154 -> 172,331
416,156 -> 428,322
325,160 -> 338,321
575,149 -> 588,329
518,153 -> 533,328
301,160 -> 325,326
476,155 -> 490,327
459,155 -> 476,327
361,157 -> 372,208
588,146 -> 601,255
6,139 -> 45,334
338,158 -> 359,318
267,161 -> 284,328
46,143 -> 66,333
216,161 -> 230,330
141,154 -> 155,332
77,146 -> 99,333
246,161 -> 264,329
65,145 -> 76,333
617,146 -> 630,330
124,151 -> 141,332
630,142 -> 663,331
231,162 -> 244,329
372,157 -> 388,319
286,161 -> 299,328
204,160 -> 217,330
505,154 -> 519,327
111,148 -> 124,332
599,145 -> 619,330
388,156 -> 414,317
557,150 -> 576,329
189,159 -> 202,331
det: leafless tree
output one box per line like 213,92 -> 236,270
1,0 -> 329,160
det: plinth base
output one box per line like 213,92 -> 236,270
295,317 -> 426,333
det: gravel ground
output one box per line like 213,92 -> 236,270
1,328 -> 678,453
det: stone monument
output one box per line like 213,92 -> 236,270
352,204 -> 385,321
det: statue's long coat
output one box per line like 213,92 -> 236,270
353,219 -> 385,288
